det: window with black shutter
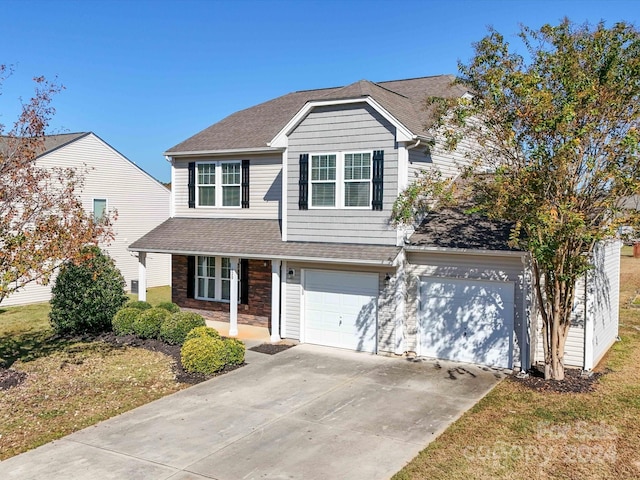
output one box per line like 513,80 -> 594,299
186,256 -> 195,298
241,160 -> 250,208
187,162 -> 196,208
372,150 -> 384,211
299,153 -> 309,210
240,259 -> 249,304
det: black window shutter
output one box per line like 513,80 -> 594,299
241,160 -> 250,208
240,259 -> 249,305
186,256 -> 196,298
372,150 -> 384,211
298,154 -> 309,210
188,162 -> 196,208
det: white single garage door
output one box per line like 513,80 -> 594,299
419,277 -> 514,368
304,270 -> 378,353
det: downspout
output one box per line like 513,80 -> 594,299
165,155 -> 175,219
520,254 -> 531,374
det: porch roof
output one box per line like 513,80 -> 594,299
129,218 -> 401,266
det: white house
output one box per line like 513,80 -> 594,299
130,76 -> 620,372
3,132 -> 171,306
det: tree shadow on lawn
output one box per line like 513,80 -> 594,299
0,330 -> 75,368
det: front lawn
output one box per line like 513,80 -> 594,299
0,286 -> 187,460
393,251 -> 640,479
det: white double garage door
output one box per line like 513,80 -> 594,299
302,269 -> 514,368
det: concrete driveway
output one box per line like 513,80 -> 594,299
0,344 -> 504,480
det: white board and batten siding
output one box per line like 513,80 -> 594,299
282,262 -> 397,353
533,240 -> 621,370
172,154 -> 282,219
286,103 -> 398,245
405,251 -> 528,370
2,134 -> 171,307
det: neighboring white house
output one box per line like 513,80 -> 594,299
2,132 -> 171,307
130,75 -> 620,372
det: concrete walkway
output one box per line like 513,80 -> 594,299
0,344 -> 505,480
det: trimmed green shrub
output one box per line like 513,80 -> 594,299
185,326 -> 221,341
132,307 -> 171,339
181,336 -> 226,374
159,312 -> 206,345
49,246 -> 128,335
126,300 -> 152,311
223,338 -> 246,365
157,301 -> 180,313
112,307 -> 142,336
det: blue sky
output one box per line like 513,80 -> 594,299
2,0 -> 638,183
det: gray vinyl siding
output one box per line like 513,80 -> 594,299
405,251 -> 527,369
407,130 -> 477,182
589,240 -> 621,367
282,262 -> 395,351
287,103 -> 398,245
2,134 -> 171,307
173,154 -> 282,219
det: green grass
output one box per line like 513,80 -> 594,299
128,285 -> 171,305
0,285 -> 186,460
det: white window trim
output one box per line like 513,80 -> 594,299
92,198 -> 108,222
195,255 -> 241,303
308,151 -> 373,210
195,160 -> 242,208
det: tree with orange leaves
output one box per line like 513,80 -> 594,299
0,66 -> 114,305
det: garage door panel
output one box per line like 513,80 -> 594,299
304,270 -> 378,353
420,277 -> 513,368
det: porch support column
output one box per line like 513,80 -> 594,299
271,259 -> 281,342
229,257 -> 239,337
138,252 -> 147,302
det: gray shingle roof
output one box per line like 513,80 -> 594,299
408,208 -> 520,252
165,75 -> 467,154
130,218 -> 401,265
0,132 -> 89,157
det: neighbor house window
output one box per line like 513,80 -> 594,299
311,154 -> 336,207
93,198 -> 107,222
196,161 -> 240,207
196,256 -> 241,302
344,152 -> 371,207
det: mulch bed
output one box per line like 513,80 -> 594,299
94,332 -> 242,384
249,343 -> 296,355
509,365 -> 605,393
0,368 -> 27,390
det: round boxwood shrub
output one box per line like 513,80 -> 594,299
112,307 -> 142,336
156,301 -> 180,313
49,246 -> 128,335
185,326 -> 221,341
223,338 -> 245,365
132,307 -> 171,339
159,312 -> 206,345
125,300 -> 152,310
181,336 -> 226,374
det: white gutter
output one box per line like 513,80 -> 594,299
404,245 -> 526,258
163,146 -> 285,157
127,247 -> 399,267
166,155 -> 175,218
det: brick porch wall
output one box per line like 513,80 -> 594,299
172,255 -> 272,328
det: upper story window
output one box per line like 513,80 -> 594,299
311,154 -> 337,207
344,152 -> 371,207
196,161 -> 241,207
93,198 -> 107,223
309,152 -> 371,208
